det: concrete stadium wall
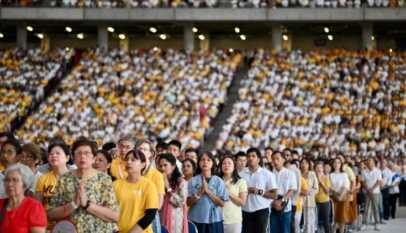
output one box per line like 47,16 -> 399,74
1,8 -> 406,22
26,35 -> 396,51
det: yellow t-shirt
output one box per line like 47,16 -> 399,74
296,177 -> 309,213
111,158 -> 128,179
223,179 -> 247,224
114,178 -> 159,233
0,163 -> 5,172
36,171 -> 58,208
144,167 -> 165,196
315,175 -> 331,203
343,165 -> 356,182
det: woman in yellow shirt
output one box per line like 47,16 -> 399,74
295,175 -> 309,233
114,149 -> 159,233
138,140 -> 165,233
315,161 -> 331,233
35,139 -> 70,208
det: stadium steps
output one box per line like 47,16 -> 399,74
10,53 -> 77,132
202,60 -> 248,151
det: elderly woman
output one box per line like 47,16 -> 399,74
0,164 -> 47,233
47,137 -> 119,233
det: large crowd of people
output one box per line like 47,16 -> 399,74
0,48 -> 72,133
0,0 -> 405,7
17,48 -> 241,148
0,132 -> 405,233
217,49 -> 406,158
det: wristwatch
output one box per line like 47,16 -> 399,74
256,189 -> 264,196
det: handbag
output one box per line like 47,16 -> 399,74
271,195 -> 287,213
51,220 -> 78,233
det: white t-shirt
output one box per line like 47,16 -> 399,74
381,167 -> 392,188
389,172 -> 401,194
289,167 -> 301,204
273,167 -> 297,212
330,172 -> 350,193
362,168 -> 382,194
240,167 -> 278,213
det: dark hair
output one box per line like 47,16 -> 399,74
72,136 -> 97,157
185,148 -> 198,155
102,142 -> 116,152
2,137 -> 22,154
182,158 -> 197,175
169,140 -> 182,150
331,158 -> 345,173
314,160 -> 325,167
156,141 -> 168,151
272,150 -> 283,159
300,158 -> 311,171
219,155 -> 240,184
289,159 -> 300,167
196,151 -> 216,175
234,151 -> 246,159
246,147 -> 262,166
291,150 -> 299,155
125,149 -> 147,173
96,149 -> 113,163
0,132 -> 15,141
40,147 -> 47,165
158,153 -> 182,188
247,147 -> 261,158
48,138 -> 71,157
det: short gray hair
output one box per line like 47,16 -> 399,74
4,163 -> 35,191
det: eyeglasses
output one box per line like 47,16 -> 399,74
1,149 -> 16,155
74,151 -> 93,157
21,152 -> 37,160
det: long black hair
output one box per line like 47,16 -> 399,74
218,155 -> 241,185
196,151 -> 217,175
158,153 -> 182,188
182,158 -> 197,176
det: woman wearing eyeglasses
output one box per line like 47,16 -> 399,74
47,137 -> 119,233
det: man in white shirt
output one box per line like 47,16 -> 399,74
388,162 -> 401,219
240,147 -> 278,233
380,159 -> 392,221
362,158 -> 381,230
235,151 -> 248,176
271,151 -> 297,233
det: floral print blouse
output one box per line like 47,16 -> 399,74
49,171 -> 119,233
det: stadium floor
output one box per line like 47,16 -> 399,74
363,206 -> 406,233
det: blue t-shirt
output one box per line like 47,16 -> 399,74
188,175 -> 229,224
